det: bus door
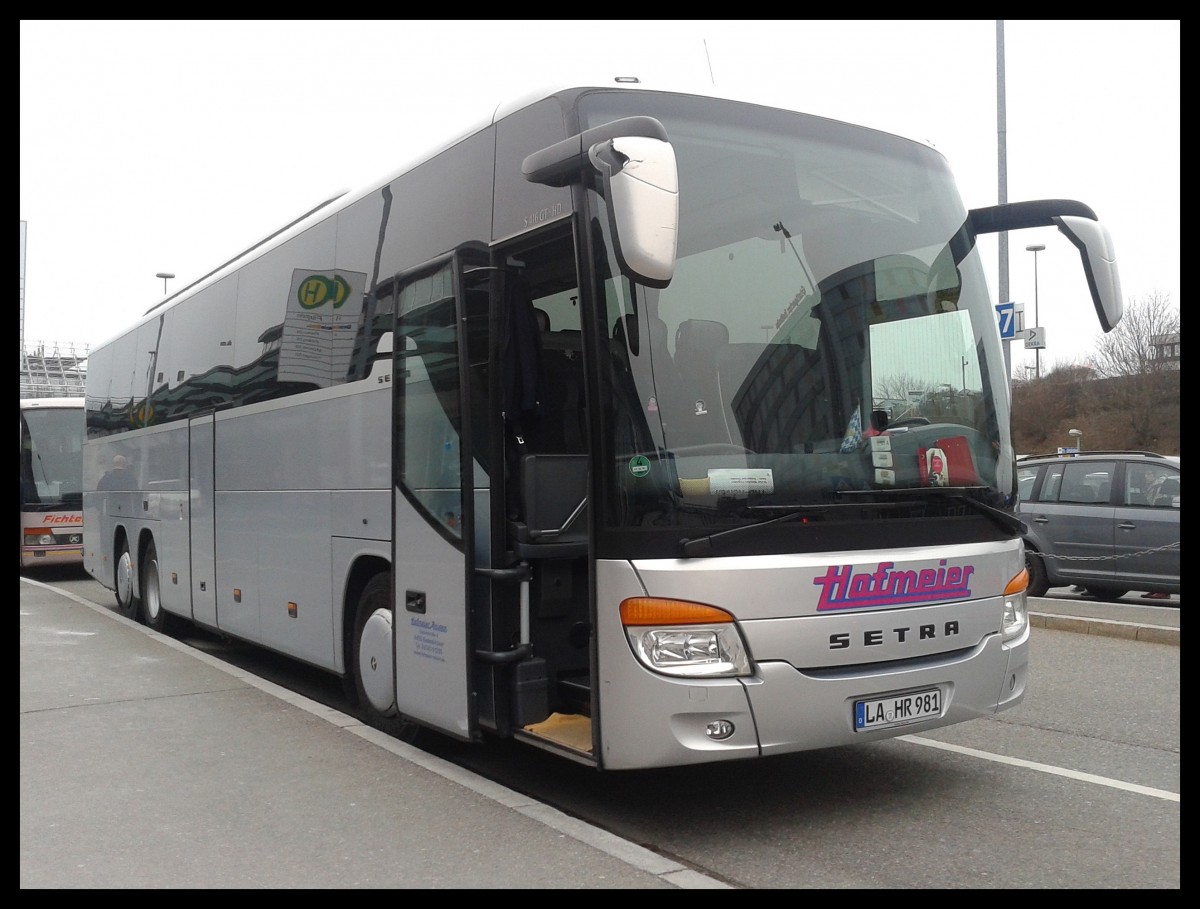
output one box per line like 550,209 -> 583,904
390,247 -> 491,740
188,413 -> 217,628
487,231 -> 594,754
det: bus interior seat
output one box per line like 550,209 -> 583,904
536,319 -> 585,454
614,312 -> 679,400
508,453 -> 589,558
614,312 -> 670,360
673,318 -> 730,444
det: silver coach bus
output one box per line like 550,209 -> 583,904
83,80 -> 1122,769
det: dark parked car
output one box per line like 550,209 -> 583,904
1016,451 -> 1180,600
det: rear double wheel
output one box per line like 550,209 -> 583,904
138,539 -> 170,632
114,536 -> 139,618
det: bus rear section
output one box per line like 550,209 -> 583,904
20,398 -> 85,568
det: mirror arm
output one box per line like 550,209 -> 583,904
522,116 -> 669,187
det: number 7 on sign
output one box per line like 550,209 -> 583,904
995,302 -> 1016,339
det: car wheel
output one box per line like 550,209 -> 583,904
1024,548 -> 1049,597
1084,587 -> 1130,602
114,536 -> 139,618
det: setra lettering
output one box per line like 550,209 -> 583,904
829,620 -> 960,650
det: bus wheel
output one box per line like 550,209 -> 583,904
114,537 -> 138,618
1024,548 -> 1049,598
352,574 -> 419,742
139,539 -> 168,632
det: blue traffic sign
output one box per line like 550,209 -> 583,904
995,302 -> 1016,339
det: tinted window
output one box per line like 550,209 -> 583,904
1017,465 -> 1039,501
1051,461 -> 1115,505
1124,462 -> 1180,508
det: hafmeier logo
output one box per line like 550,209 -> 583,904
814,560 -> 974,611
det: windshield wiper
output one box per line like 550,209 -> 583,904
678,507 -> 825,558
677,489 -> 1023,558
833,487 -> 1026,535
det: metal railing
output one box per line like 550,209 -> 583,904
20,339 -> 88,399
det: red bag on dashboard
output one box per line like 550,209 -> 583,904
934,435 -> 980,485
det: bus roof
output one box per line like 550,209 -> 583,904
20,396 -> 85,410
110,78 -> 933,350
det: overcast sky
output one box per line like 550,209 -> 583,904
20,20 -> 1179,376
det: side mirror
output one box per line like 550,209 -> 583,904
1053,216 -> 1123,332
523,116 -> 678,288
967,199 -> 1124,333
588,136 -> 678,287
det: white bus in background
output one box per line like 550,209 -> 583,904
20,396 -> 85,569
83,80 -> 1123,770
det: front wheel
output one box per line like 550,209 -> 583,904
1024,548 -> 1049,597
114,536 -> 138,618
351,574 -> 419,742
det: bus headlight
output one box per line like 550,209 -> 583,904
620,597 -> 752,678
1001,570 -> 1030,643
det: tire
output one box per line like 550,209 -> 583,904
138,539 -> 168,632
114,536 -> 139,618
1024,547 -> 1049,597
1085,587 -> 1130,602
351,574 -> 419,742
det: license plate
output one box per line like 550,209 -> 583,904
855,688 -> 941,731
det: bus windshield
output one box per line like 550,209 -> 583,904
579,91 -> 1012,536
21,405 -> 85,510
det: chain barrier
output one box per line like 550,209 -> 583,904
1031,541 -> 1180,564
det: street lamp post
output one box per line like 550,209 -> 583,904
1068,428 -> 1083,452
156,272 -> 175,295
1026,244 -> 1045,378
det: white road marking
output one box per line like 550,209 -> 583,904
901,734 -> 1179,802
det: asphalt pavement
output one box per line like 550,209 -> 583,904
20,576 -> 1177,889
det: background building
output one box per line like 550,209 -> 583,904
21,220 -> 87,398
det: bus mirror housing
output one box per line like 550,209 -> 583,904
1052,215 -> 1123,333
523,115 -> 678,287
967,199 -> 1123,333
587,136 -> 678,287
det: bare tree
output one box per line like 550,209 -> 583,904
1083,291 -> 1180,450
1010,292 -> 1180,454
1089,290 -> 1180,378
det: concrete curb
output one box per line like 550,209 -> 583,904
1030,611 -> 1179,646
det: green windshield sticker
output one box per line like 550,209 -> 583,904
628,455 -> 651,478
